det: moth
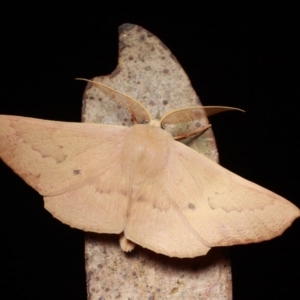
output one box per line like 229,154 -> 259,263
0,80 -> 299,258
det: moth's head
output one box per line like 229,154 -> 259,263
149,119 -> 162,128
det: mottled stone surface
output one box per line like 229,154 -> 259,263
82,24 -> 232,300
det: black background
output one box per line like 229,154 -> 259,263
1,8 -> 299,300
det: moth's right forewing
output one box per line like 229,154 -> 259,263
170,141 -> 300,247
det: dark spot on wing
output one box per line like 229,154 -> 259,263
96,188 -> 111,195
120,189 -> 128,196
73,169 -> 81,175
163,100 -> 168,105
188,203 -> 196,210
207,197 -> 215,209
138,195 -> 145,202
57,155 -> 67,163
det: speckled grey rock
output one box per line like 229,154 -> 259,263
82,23 -> 232,300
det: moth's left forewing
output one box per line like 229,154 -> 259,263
0,115 -> 129,196
170,141 -> 300,247
0,115 -> 132,234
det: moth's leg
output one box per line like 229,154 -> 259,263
174,124 -> 211,140
119,232 -> 136,252
132,116 -> 138,124
129,108 -> 138,124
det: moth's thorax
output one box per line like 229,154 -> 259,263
122,124 -> 173,181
